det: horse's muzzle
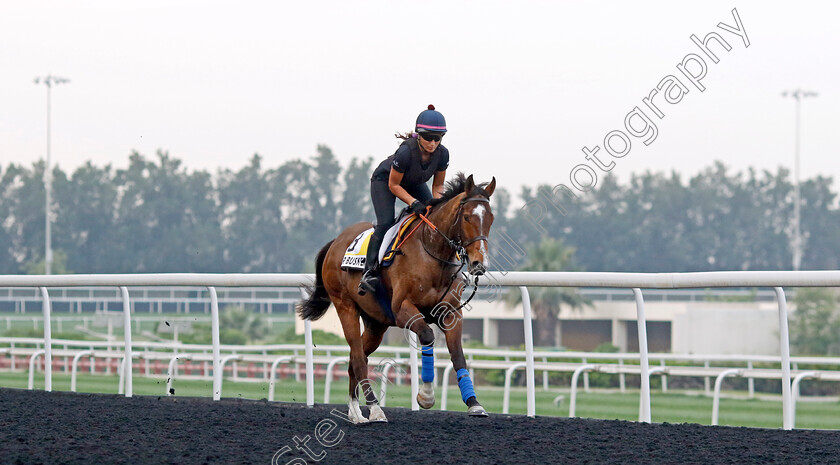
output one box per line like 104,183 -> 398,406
469,261 -> 486,276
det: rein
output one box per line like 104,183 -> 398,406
415,195 -> 490,312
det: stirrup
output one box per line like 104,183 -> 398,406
358,269 -> 379,296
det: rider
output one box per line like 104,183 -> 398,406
358,104 -> 449,295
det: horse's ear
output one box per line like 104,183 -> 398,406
484,177 -> 496,197
465,174 -> 475,193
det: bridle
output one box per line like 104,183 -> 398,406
420,195 -> 490,267
416,194 -> 491,312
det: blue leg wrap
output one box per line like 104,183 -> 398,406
421,346 -> 435,383
456,368 -> 476,404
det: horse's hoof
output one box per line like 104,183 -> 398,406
468,405 -> 489,417
417,382 -> 435,409
349,409 -> 370,424
368,404 -> 388,422
417,393 -> 435,410
348,400 -> 370,424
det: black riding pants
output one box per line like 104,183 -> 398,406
367,179 -> 432,266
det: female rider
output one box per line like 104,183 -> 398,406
358,104 -> 449,295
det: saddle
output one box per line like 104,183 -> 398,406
341,213 -> 419,271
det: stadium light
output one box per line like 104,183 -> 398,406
781,89 -> 818,271
34,74 -> 71,275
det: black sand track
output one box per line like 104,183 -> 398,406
3,388 -> 839,464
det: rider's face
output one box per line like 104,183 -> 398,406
418,134 -> 441,153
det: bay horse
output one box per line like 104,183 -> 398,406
297,173 -> 495,423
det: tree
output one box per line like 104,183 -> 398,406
790,288 -> 840,355
3,162 -> 53,272
683,163 -> 791,271
113,151 -> 223,272
220,305 -> 268,342
22,249 -> 71,275
218,154 -> 290,272
505,237 -> 589,347
799,176 -> 840,270
339,156 -> 374,228
0,164 -> 23,273
52,162 -> 119,273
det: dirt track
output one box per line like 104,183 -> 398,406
3,388 -> 839,464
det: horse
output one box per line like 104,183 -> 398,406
297,173 -> 496,423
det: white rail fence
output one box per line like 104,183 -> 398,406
3,270 -> 840,429
6,339 -> 840,428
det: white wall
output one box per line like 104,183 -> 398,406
295,296 -> 784,355
672,304 -> 779,355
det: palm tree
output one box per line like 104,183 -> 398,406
505,237 -> 589,347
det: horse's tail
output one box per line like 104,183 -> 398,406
296,240 -> 335,321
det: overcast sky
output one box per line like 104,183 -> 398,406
1,1 -> 838,202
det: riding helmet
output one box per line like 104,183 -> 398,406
415,104 -> 447,133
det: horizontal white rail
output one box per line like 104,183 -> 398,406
487,271 -> 840,288
0,274 -> 312,287
3,270 -> 840,288
3,270 -> 839,428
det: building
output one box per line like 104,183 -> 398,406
299,288 -> 784,354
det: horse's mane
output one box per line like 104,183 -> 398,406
438,172 -> 490,205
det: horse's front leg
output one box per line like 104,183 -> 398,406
394,298 -> 437,409
440,305 -> 488,417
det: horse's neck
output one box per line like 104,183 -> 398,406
428,194 -> 462,232
424,194 -> 463,249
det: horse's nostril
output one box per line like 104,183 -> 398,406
470,261 -> 486,275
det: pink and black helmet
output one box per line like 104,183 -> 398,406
415,104 -> 447,133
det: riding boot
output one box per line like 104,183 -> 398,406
358,230 -> 384,296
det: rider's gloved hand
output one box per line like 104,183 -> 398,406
409,200 -> 426,214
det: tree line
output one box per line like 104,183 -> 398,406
2,148 -> 839,275
505,162 -> 840,273
0,146 -> 370,274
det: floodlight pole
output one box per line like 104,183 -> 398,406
33,75 -> 70,275
782,89 -> 817,271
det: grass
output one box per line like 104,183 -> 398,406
4,370 -> 840,429
0,319 -> 296,345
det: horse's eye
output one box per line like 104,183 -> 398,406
463,215 -> 470,221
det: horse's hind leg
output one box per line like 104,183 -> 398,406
361,318 -> 388,422
334,298 -> 372,424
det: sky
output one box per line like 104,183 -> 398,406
1,0 -> 838,204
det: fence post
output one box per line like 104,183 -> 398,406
774,287 -> 794,430
120,286 -> 133,397
304,319 -> 315,407
712,368 -> 742,425
632,288 -> 651,423
791,371 -> 818,429
299,287 -> 315,407
409,332 -> 419,411
209,287 -> 222,400
40,287 -> 52,392
519,286 -> 536,418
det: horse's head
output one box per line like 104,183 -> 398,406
458,174 -> 496,276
